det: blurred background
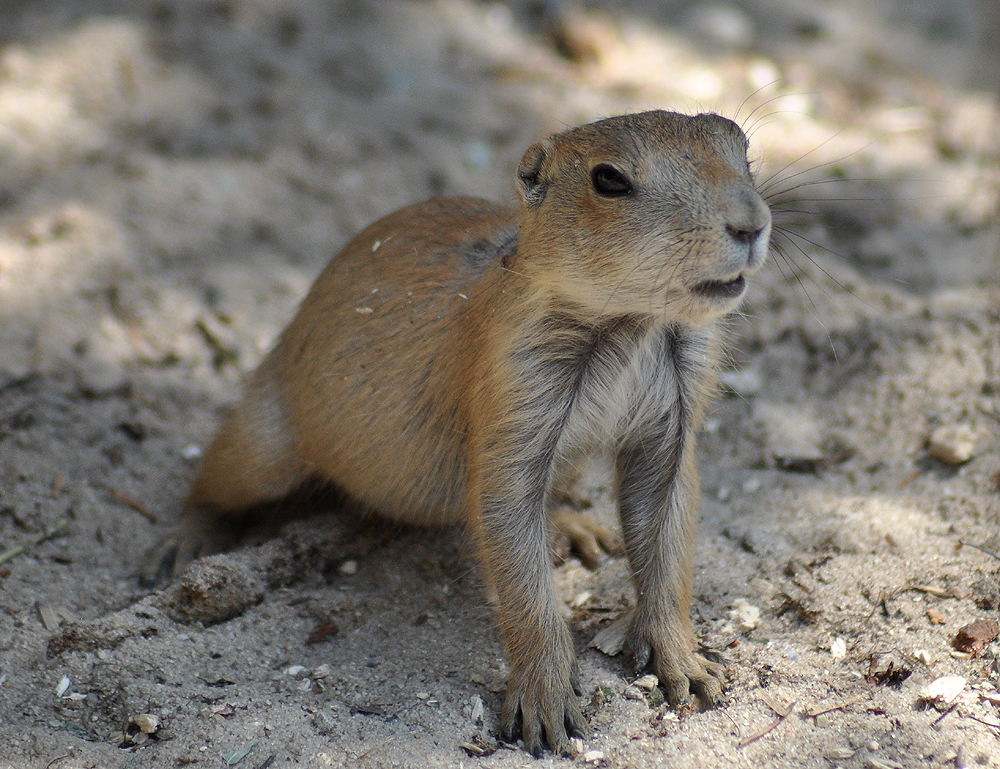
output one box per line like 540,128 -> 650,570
0,0 -> 996,386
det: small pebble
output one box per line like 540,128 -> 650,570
773,641 -> 799,661
830,637 -> 847,660
728,598 -> 761,632
181,444 -> 202,460
339,560 -> 358,575
634,674 -> 659,691
928,424 -> 978,465
469,694 -> 485,724
133,714 -> 159,734
284,665 -> 308,678
582,750 -> 605,763
742,476 -> 762,494
313,664 -> 331,679
952,619 -> 999,656
755,402 -> 825,471
623,685 -> 644,701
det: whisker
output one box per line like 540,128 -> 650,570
766,240 -> 801,298
756,133 -> 880,198
743,107 -> 824,142
765,178 -> 885,201
756,128 -> 848,190
734,85 -> 788,124
772,195 -> 942,207
771,227 -> 875,313
769,208 -> 826,217
770,243 -> 840,363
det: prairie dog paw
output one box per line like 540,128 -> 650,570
551,507 -> 621,569
591,614 -> 727,708
499,661 -> 589,756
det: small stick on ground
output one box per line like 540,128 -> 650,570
0,519 -> 70,567
909,584 -> 955,598
960,541 -> 1000,562
104,486 -> 158,523
933,702 -> 958,726
720,705 -> 743,740
804,695 -> 866,718
898,468 -> 922,489
965,714 -> 1000,731
739,700 -> 796,748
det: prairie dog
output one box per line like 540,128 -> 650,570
147,110 -> 771,755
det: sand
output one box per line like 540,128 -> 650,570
0,2 -> 998,767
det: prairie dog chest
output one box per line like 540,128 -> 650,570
556,321 -> 716,456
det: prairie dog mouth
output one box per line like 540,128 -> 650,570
692,274 -> 746,300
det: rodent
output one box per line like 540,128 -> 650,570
144,110 -> 771,756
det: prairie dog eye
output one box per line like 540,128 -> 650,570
591,164 -> 632,197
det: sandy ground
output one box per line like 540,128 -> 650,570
0,1 -> 998,767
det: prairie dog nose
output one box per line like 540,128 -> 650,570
725,188 -> 771,262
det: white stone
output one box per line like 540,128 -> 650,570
729,598 -> 761,632
918,675 -> 966,705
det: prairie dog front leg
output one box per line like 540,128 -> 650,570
468,332 -> 589,757
616,381 -> 725,705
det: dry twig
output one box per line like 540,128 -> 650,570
739,700 -> 796,747
961,541 -> 1000,562
803,694 -> 865,718
0,519 -> 70,567
105,486 -> 158,523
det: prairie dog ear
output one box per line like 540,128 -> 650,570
516,140 -> 552,208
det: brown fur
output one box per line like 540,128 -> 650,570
144,110 -> 771,756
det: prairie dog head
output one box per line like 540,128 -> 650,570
515,110 -> 770,324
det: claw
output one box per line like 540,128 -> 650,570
624,637 -> 652,669
139,536 -> 180,588
500,661 -> 589,755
